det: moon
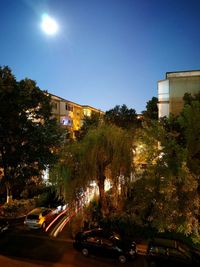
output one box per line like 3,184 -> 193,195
41,14 -> 59,35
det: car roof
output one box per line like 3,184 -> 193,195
80,228 -> 104,235
77,228 -> 121,239
150,238 -> 183,249
27,207 -> 51,215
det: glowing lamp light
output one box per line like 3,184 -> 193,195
41,14 -> 58,35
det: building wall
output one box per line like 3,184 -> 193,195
50,94 -> 104,137
71,105 -> 83,131
51,95 -> 60,117
158,71 -> 200,118
169,75 -> 200,116
158,79 -> 169,118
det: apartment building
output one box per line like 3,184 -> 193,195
50,93 -> 104,137
158,70 -> 200,118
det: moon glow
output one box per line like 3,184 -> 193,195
41,14 -> 58,35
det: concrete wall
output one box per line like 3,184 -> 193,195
158,71 -> 200,118
158,79 -> 169,117
169,76 -> 200,115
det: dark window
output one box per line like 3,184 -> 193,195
86,236 -> 100,244
27,214 -> 39,220
65,104 -> 74,112
150,246 -> 166,255
42,210 -> 51,216
101,238 -> 113,247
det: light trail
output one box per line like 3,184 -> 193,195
45,207 -> 69,232
45,197 -> 86,238
47,207 -> 83,237
50,215 -> 69,237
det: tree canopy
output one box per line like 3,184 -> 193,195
142,96 -> 158,121
54,123 -> 133,216
104,104 -> 140,130
0,66 -> 64,202
128,94 -> 200,235
76,112 -> 102,140
178,96 -> 200,175
48,93 -> 200,238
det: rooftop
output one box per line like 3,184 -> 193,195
166,70 -> 200,79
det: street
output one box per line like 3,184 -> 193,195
0,219 -> 148,267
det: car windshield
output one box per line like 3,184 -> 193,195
27,214 -> 39,220
42,210 -> 51,216
150,246 -> 166,255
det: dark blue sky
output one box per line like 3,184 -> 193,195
1,0 -> 200,112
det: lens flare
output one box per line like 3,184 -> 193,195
41,13 -> 58,35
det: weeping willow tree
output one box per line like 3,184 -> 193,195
75,123 -> 133,216
50,123 -> 134,217
49,163 -> 70,200
48,141 -> 80,203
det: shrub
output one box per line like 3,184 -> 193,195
0,199 -> 35,217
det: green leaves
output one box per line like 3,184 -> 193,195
0,66 -> 64,200
129,96 -> 200,235
104,104 -> 140,130
179,100 -> 200,174
142,97 -> 158,121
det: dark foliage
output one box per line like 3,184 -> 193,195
104,104 -> 140,130
0,66 -> 64,200
142,97 -> 158,121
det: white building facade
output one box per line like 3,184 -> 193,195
158,70 -> 200,118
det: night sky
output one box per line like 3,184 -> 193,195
0,0 -> 200,113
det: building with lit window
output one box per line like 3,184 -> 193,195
158,70 -> 200,118
50,94 -> 104,137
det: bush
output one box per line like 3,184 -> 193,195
0,199 -> 36,218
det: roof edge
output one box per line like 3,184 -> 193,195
166,70 -> 200,78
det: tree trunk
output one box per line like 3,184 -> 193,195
98,175 -> 108,217
6,183 -> 12,204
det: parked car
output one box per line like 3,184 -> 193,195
73,228 -> 137,264
24,207 -> 54,229
146,238 -> 200,267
